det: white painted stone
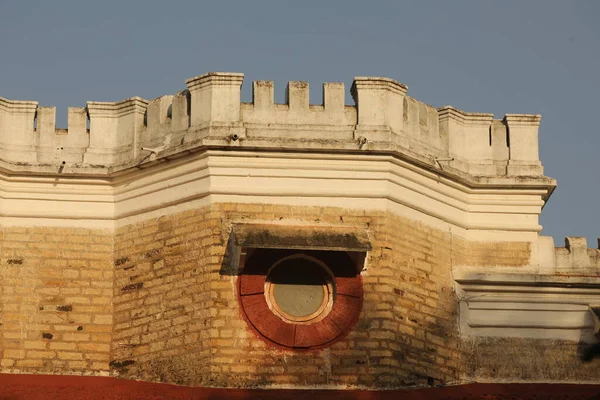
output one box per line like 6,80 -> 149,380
85,98 -> 147,164
455,270 -> 600,342
0,96 -> 38,163
0,72 -> 549,184
505,114 -> 543,175
0,150 -> 544,242
184,72 -> 245,143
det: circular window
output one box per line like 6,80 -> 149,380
239,250 -> 363,350
265,255 -> 334,324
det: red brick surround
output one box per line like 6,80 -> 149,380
239,249 -> 363,349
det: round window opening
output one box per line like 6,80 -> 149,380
239,249 -> 364,349
265,255 -> 334,324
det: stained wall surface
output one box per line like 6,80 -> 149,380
109,203 -> 533,388
0,202 -> 597,388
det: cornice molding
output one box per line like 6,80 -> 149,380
0,150 -> 549,241
455,270 -> 600,342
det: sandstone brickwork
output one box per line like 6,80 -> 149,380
465,337 -> 600,382
111,209 -> 217,385
104,203 -> 533,388
0,227 -> 113,374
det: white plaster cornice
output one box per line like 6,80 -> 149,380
0,150 -> 549,243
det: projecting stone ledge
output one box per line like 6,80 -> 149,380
455,270 -> 600,342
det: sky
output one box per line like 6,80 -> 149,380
0,0 -> 598,245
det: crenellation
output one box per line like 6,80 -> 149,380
554,236 -> 600,273
170,90 -> 190,134
323,82 -> 345,113
34,106 -> 90,163
85,97 -> 147,165
0,96 -> 38,163
251,80 -> 274,111
242,79 -> 354,140
535,235 -> 600,274
504,113 -> 543,175
286,81 -> 309,111
141,95 -> 174,151
0,73 -> 593,391
0,72 -> 547,180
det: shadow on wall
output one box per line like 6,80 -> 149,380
462,334 -> 600,382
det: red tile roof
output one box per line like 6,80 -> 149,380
1,374 -> 599,399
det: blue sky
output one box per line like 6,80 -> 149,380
1,0 -> 598,245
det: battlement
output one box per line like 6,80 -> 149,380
0,72 -> 545,178
553,237 -> 600,273
533,236 -> 600,274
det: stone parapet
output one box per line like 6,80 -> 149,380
0,72 -> 550,184
544,236 -> 600,274
0,96 -> 38,163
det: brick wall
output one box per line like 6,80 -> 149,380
0,226 -> 113,374
111,209 -> 219,385
0,202 -> 538,387
364,212 -> 460,387
464,337 -> 600,381
110,203 -> 532,388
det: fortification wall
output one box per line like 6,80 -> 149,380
1,71 -> 597,389
0,72 -> 544,178
551,237 -> 600,273
515,235 -> 600,275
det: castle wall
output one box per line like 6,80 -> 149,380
1,71 -> 597,390
0,72 -> 547,180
